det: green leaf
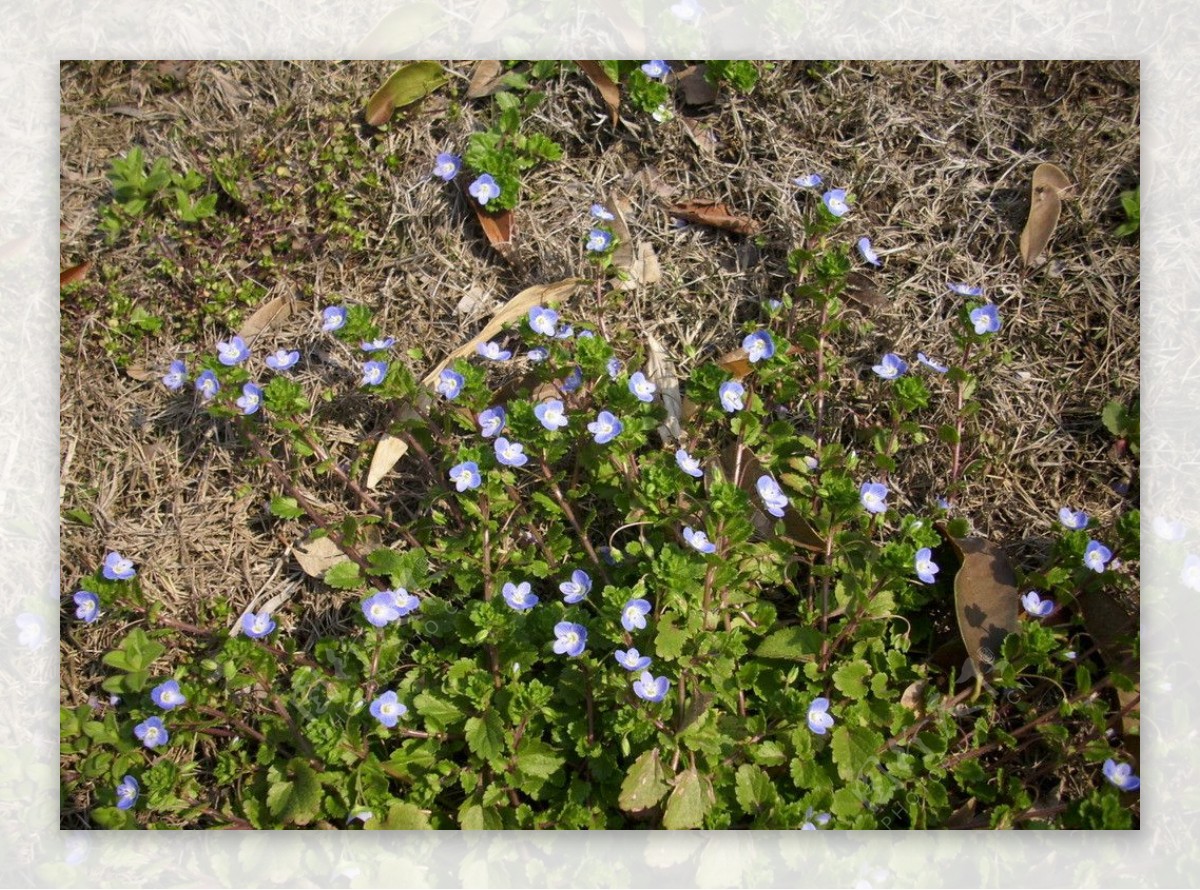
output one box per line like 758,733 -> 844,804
413,691 -> 463,729
323,560 -> 363,590
662,767 -> 714,830
364,61 -> 448,126
460,802 -> 504,829
832,661 -> 872,700
734,763 -> 777,815
464,711 -> 506,763
755,626 -> 823,661
269,496 -> 305,520
831,725 -> 884,783
1101,400 -> 1128,437
655,615 -> 690,661
618,747 -> 672,813
515,738 -> 564,781
371,801 -> 431,829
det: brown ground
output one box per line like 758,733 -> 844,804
58,60 -> 1139,823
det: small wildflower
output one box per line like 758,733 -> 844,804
633,670 -> 670,702
1020,590 -> 1054,617
362,591 -> 401,627
641,60 -> 670,78
369,690 -> 408,729
495,437 -> 528,468
322,306 -> 347,332
432,152 -> 461,181
807,697 -> 834,735
1065,650 -> 1077,660
586,229 -> 613,252
553,621 -> 588,657
559,569 -> 592,604
621,599 -> 653,633
236,383 -> 263,416
527,346 -> 549,362
675,448 -> 704,478
629,371 -> 657,403
195,370 -> 220,401
150,679 -> 187,711
1181,555 -> 1200,592
468,173 -> 501,206
529,305 -> 559,337
478,406 -> 506,438
1153,516 -> 1186,541
719,380 -> 745,412
561,366 -> 583,393
969,304 -> 1001,334
436,369 -> 464,400
822,188 -> 850,217
793,173 -> 823,188
1084,540 -> 1112,573
743,331 -> 776,363
860,481 -> 888,515
241,611 -> 276,639
555,324 -> 575,340
857,237 -> 881,267
265,349 -> 300,371
134,716 -> 169,749
161,359 -> 187,391
1102,759 -> 1140,792
756,475 -> 790,518
917,352 -> 949,374
937,496 -> 950,509
590,203 -> 615,221
16,614 -> 46,649
73,591 -> 100,624
502,581 -> 538,611
872,353 -> 908,380
361,337 -> 395,352
115,775 -> 139,811
606,357 -> 624,379
391,588 -> 420,617
361,361 -> 387,386
588,410 -> 623,445
216,335 -> 250,366
476,340 -> 512,361
949,282 -> 983,296
801,807 -> 832,830
1058,507 -> 1088,530
683,526 -> 716,554
534,398 -> 569,431
914,548 -> 939,584
804,456 -> 820,472
578,330 -> 595,339
102,551 -> 136,581
615,648 -> 652,672
448,461 -> 482,492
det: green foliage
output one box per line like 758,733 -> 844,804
706,60 -> 761,93
463,91 -> 563,212
1115,185 -> 1139,238
99,147 -> 217,240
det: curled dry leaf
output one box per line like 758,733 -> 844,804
1019,162 -> 1072,266
365,433 -> 410,490
576,60 -> 621,125
665,199 -> 760,236
364,61 -> 447,127
900,679 -> 930,716
1076,586 -> 1140,744
842,271 -> 888,313
674,64 -> 718,106
939,525 -> 1020,681
459,178 -> 516,263
606,193 -> 662,291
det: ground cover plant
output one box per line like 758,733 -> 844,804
59,60 -> 1140,830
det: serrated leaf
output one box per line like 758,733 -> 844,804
655,615 -> 689,661
832,660 -> 872,699
515,739 -> 564,781
465,711 -> 506,763
618,748 -> 672,813
413,691 -> 463,729
734,763 -> 777,815
371,801 -> 431,829
831,725 -> 883,783
459,802 -> 504,830
662,767 -> 714,830
267,758 -> 321,826
323,560 -> 363,590
269,495 -> 305,520
755,626 -> 823,661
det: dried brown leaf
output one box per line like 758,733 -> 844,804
713,443 -> 824,552
576,60 -> 621,126
665,199 -> 760,236
466,60 -> 506,98
674,64 -> 718,105
941,527 -> 1020,679
842,271 -> 888,313
236,292 -> 294,343
365,433 -> 410,491
294,528 -> 381,578
60,261 -> 91,287
1019,162 -> 1072,266
645,331 -> 682,442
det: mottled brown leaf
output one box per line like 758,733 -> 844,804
466,60 -> 506,98
713,443 -> 824,552
665,199 -> 760,236
941,527 -> 1020,679
675,64 -> 718,105
236,292 -> 294,343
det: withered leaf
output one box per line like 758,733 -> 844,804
713,443 -> 824,552
576,60 -> 620,126
1076,586 -> 1139,740
1019,162 -> 1071,266
645,331 -> 682,442
364,61 -> 447,127
666,199 -> 760,236
466,60 -> 506,99
842,271 -> 888,313
674,64 -> 718,106
60,261 -> 92,287
236,292 -> 294,343
459,178 -> 516,262
940,526 -> 1020,679
365,433 -> 410,490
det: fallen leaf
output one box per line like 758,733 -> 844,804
123,362 -> 159,382
900,680 -> 929,716
236,292 -> 294,343
366,433 -> 410,490
940,526 -> 1020,680
460,180 -> 516,262
713,443 -> 824,552
60,261 -> 91,287
576,60 -> 620,126
466,60 -> 506,98
946,797 -> 978,829
1076,586 -> 1140,740
293,527 -> 381,578
606,193 -> 637,275
1019,162 -> 1071,266
674,64 -> 718,105
842,271 -> 888,313
364,61 -> 447,127
645,331 -> 682,442
665,199 -> 760,236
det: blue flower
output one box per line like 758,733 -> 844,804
195,370 -> 220,401
216,335 -> 250,366
494,437 -> 528,467
556,324 -> 575,340
265,349 -> 300,371
116,774 -> 139,810
917,352 -> 948,374
468,173 -> 501,206
590,203 -> 615,221
641,60 -> 670,79
606,357 -> 624,379
621,598 -> 652,632
578,330 -> 595,339
857,237 -> 881,267
914,548 -> 939,584
369,690 -> 408,728
528,306 -> 559,336
949,282 -> 983,297
588,410 -> 623,444
683,526 -> 716,554
671,0 -> 703,20
559,366 -> 583,393
432,152 -> 461,181
1103,758 -> 1140,792
502,581 -> 538,611
362,591 -> 401,627
527,346 -> 550,362
1084,540 -> 1112,573
236,382 -> 263,415
675,448 -> 703,478
586,229 -> 613,252
16,613 -> 47,649
633,670 -> 670,702
822,188 -> 850,217
322,306 -> 347,331
615,648 -> 652,672
449,461 -> 482,492
436,369 -> 464,400
150,679 -> 187,710
1181,555 -> 1200,592
534,398 -> 569,431
969,304 -> 1001,334
756,475 -> 789,518
719,380 -> 745,412
478,406 -> 506,438
391,588 -> 420,617
1153,516 -> 1187,541
134,716 -> 169,749
162,359 -> 187,391
476,340 -> 512,361
74,590 -> 100,623
102,551 -> 136,581
807,697 -> 834,735
553,621 -> 588,657
559,569 -> 592,604
801,807 -> 831,830
872,353 -> 908,380
743,331 -> 775,363
241,611 -> 276,639
860,482 -> 888,514
793,173 -> 823,188
361,337 -> 395,352
1058,507 -> 1088,530
361,361 -> 387,386
1020,590 -> 1054,617
629,371 -> 657,402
